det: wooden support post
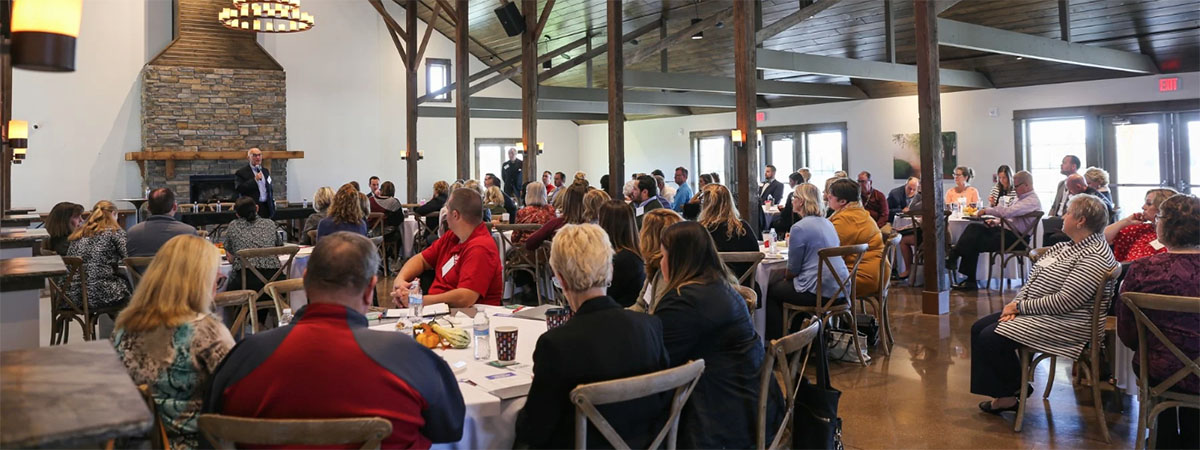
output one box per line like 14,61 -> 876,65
585,31 -> 593,88
2,0 -> 12,213
885,0 -> 896,63
521,0 -> 538,179
915,0 -> 949,315
1058,0 -> 1071,41
659,2 -> 668,73
734,0 -> 758,233
607,0 -> 624,198
454,0 -> 470,181
405,0 -> 419,202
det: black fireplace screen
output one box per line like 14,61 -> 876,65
190,175 -> 237,203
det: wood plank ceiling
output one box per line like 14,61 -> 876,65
407,0 -> 1200,117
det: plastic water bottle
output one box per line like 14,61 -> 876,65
279,308 -> 293,326
302,198 -> 309,208
473,312 -> 491,360
769,229 -> 779,255
409,281 -> 424,319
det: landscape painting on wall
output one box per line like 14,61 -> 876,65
892,131 -> 957,180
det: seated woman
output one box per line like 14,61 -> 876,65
653,221 -> 775,449
682,173 -> 714,220
524,183 -> 588,251
514,224 -> 670,449
371,181 -> 407,251
111,235 -> 234,450
988,165 -> 1013,207
317,184 -> 369,240
697,183 -> 760,278
1084,167 -> 1112,205
44,201 -> 84,255
971,194 -> 1118,414
1116,193 -> 1199,449
945,166 -> 981,206
896,184 -> 925,279
827,179 -> 885,296
1104,188 -> 1177,262
222,197 -> 284,294
484,185 -> 507,219
413,181 -> 450,232
581,188 -> 611,224
597,201 -> 645,307
512,181 -> 556,246
66,201 -> 131,325
766,183 -> 849,340
631,209 -> 683,313
299,186 -> 334,245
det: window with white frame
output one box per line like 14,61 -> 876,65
426,58 -> 451,102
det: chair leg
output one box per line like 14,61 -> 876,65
1043,357 -> 1057,399
883,301 -> 895,351
1134,393 -> 1149,450
846,311 -> 868,366
1015,348 -> 1031,433
1089,363 -> 1112,443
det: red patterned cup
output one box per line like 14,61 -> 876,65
495,326 -> 519,361
545,308 -> 569,330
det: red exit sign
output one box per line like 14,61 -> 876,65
756,111 -> 766,122
1159,77 -> 1179,92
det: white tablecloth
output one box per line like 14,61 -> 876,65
367,305 -> 546,449
219,246 -> 313,308
892,216 -> 1043,284
403,216 -> 419,258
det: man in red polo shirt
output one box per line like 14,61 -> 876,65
394,188 -> 503,307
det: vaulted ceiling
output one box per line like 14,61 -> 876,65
401,0 -> 1200,117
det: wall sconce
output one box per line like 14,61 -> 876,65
731,129 -> 744,143
401,150 -> 424,161
9,120 -> 29,164
12,0 -> 83,72
516,142 -> 544,155
756,129 -> 763,142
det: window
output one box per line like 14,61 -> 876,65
426,58 -> 451,102
1023,118 -> 1087,211
696,136 -> 728,186
694,124 -> 846,198
474,138 -> 520,182
806,131 -> 845,184
764,135 -> 796,180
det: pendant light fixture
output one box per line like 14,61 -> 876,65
691,1 -> 703,40
11,0 -> 83,72
219,0 -> 315,33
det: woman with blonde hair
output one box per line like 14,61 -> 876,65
581,188 -> 611,223
484,185 -> 507,218
300,186 -> 334,245
111,235 -> 234,450
1105,187 -> 1178,262
765,183 -> 849,340
317,184 -> 368,240
513,181 -> 555,245
66,200 -> 130,314
631,208 -> 682,313
697,184 -> 759,276
1083,166 -> 1112,204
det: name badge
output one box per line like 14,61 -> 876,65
635,206 -> 645,216
1149,239 -> 1165,250
441,255 -> 458,277
1036,256 -> 1057,268
266,176 -> 272,184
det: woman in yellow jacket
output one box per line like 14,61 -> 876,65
826,178 -> 885,296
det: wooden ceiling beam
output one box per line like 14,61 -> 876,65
938,18 -> 1158,74
539,19 -> 662,83
624,70 -> 868,99
626,7 -> 732,67
418,35 -> 588,104
413,1 -> 442,65
369,0 -> 410,66
757,0 -> 847,44
757,48 -> 994,88
540,85 -> 736,108
934,0 -> 961,15
531,0 -> 556,42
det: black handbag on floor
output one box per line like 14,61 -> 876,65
793,324 -> 844,450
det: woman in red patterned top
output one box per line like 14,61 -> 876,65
513,181 -> 556,245
1104,188 -> 1177,262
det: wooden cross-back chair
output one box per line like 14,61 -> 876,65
234,246 -> 300,334
719,251 -> 767,290
214,290 -> 256,338
411,212 -> 441,254
987,210 -> 1044,291
198,414 -> 392,450
757,318 -> 821,450
1119,292 -> 1200,450
1014,267 -> 1120,442
494,224 -> 548,304
781,243 -> 869,366
857,234 -> 900,355
137,385 -> 172,450
569,359 -> 706,450
904,210 -> 953,286
50,256 -> 125,344
123,256 -> 155,289
266,278 -> 305,321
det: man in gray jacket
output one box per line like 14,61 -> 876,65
126,188 -> 197,257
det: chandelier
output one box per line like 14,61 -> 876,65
219,0 -> 314,33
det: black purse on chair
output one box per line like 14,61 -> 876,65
793,324 -> 844,450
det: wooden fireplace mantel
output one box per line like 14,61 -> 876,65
124,150 -> 305,178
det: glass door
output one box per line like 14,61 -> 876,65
1107,114 -> 1166,219
764,133 -> 797,180
1178,111 -> 1199,194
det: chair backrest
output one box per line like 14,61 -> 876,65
570,359 -> 706,450
999,210 -> 1045,252
1085,267 -> 1120,365
758,318 -> 821,450
198,414 -> 393,450
366,212 -> 385,234
235,245 -> 300,290
493,223 -> 543,233
815,244 -> 867,312
213,290 -> 257,336
179,203 -> 196,213
54,256 -> 89,317
266,278 -> 305,318
123,256 -> 155,287
1119,292 -> 1200,397
307,229 -> 318,244
137,385 -> 171,449
870,234 -> 901,300
735,285 -> 757,315
719,251 -> 767,287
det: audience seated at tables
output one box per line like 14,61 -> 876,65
542,171 -> 555,195
512,181 -> 556,246
946,171 -> 1041,290
631,209 -> 683,313
654,174 -> 673,206
484,173 -> 517,219
652,221 -> 778,449
371,181 -> 407,249
770,171 -> 805,237
349,180 -> 372,218
299,186 -> 334,245
597,201 -> 646,307
698,183 -> 760,278
42,201 -> 83,256
1044,174 -> 1115,246
515,224 -> 670,449
1083,166 -> 1112,204
525,183 -> 588,251
447,180 -> 493,228
66,201 -> 131,335
1104,188 -> 1177,263
631,174 -> 664,227
971,194 -> 1117,415
945,165 -> 981,206
895,180 -> 925,280
827,179 -> 885,296
670,167 -> 693,213
484,186 -> 507,219
222,197 -> 284,295
682,173 -> 716,220
988,165 -> 1014,208
207,232 -> 464,447
856,171 -> 889,228
581,188 -> 610,224
766,183 -> 850,341
621,179 -> 639,203
316,184 -> 369,240
111,235 -> 234,450
126,188 -> 197,257
414,181 -> 450,231
1116,193 -> 1200,449
393,188 -> 503,307
887,177 -> 919,223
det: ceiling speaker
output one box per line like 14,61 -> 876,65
495,2 -> 526,37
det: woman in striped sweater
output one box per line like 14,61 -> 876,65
970,194 -> 1119,414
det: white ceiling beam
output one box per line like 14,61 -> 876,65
937,19 -> 1158,74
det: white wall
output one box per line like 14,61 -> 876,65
579,72 -> 1200,195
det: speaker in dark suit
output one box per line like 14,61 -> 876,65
234,148 -> 275,219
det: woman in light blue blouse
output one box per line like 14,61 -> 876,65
765,183 -> 849,340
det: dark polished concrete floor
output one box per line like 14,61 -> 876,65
832,285 -> 1139,449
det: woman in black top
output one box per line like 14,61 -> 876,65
697,183 -> 760,278
413,180 -> 449,231
652,221 -> 777,449
43,201 -> 84,255
596,200 -> 646,307
770,171 -> 805,237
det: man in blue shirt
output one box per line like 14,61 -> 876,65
670,166 -> 693,213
